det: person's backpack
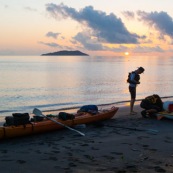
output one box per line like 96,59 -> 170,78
127,72 -> 140,84
140,94 -> 163,112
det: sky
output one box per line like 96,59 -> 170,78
1,0 -> 173,56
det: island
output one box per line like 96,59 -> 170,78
41,50 -> 89,56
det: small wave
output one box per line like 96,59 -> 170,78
98,95 -> 173,107
0,110 -> 18,113
23,102 -> 78,109
39,95 -> 173,113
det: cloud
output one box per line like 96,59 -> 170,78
109,45 -> 129,52
133,45 -> 164,53
73,31 -> 131,52
24,6 -> 37,12
38,41 -> 62,48
122,11 -> 135,20
137,11 -> 173,39
73,31 -> 104,50
46,32 -> 60,39
46,3 -> 141,44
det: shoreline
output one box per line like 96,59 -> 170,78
0,96 -> 172,123
1,104 -> 173,172
0,95 -> 173,121
30,95 -> 173,113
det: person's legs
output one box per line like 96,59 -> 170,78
130,98 -> 135,112
129,86 -> 137,114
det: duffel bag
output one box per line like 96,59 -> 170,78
12,113 -> 30,126
77,105 -> 98,114
4,116 -> 14,126
58,112 -> 75,121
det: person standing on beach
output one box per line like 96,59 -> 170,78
128,67 -> 145,115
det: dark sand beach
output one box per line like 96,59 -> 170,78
1,104 -> 173,173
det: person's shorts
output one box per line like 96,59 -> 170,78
129,86 -> 136,99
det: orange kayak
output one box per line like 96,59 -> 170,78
0,107 -> 118,140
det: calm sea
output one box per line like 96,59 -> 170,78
0,55 -> 173,117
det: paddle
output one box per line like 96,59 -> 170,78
33,108 -> 85,136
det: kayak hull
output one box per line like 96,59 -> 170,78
156,111 -> 173,120
0,107 -> 118,139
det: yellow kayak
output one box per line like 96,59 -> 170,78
156,111 -> 173,120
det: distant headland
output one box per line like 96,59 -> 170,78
41,50 -> 89,56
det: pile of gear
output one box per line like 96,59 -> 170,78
140,94 -> 173,118
3,105 -> 99,126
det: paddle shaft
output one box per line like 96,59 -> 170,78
44,115 -> 85,136
33,108 -> 85,136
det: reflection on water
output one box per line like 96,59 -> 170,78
0,55 -> 173,116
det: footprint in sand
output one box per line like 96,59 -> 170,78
91,147 -> 99,150
154,166 -> 166,172
51,150 -> 60,153
102,155 -> 115,160
1,159 -> 13,162
143,144 -> 149,148
80,144 -> 89,146
35,150 -> 41,154
0,150 -> 8,154
126,165 -> 139,172
148,148 -> 157,152
68,162 -> 77,167
16,160 -> 26,164
164,139 -> 172,143
84,154 -> 95,160
49,156 -> 58,161
111,152 -> 123,155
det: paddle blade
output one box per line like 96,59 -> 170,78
33,108 -> 44,117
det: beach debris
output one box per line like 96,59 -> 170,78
131,148 -> 140,151
141,156 -> 149,161
139,153 -> 149,161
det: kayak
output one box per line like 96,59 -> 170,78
0,107 -> 118,140
156,111 -> 173,120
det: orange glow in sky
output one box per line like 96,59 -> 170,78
1,1 -> 173,56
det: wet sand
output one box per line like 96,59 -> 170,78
1,104 -> 173,173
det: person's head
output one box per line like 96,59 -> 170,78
137,67 -> 145,74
